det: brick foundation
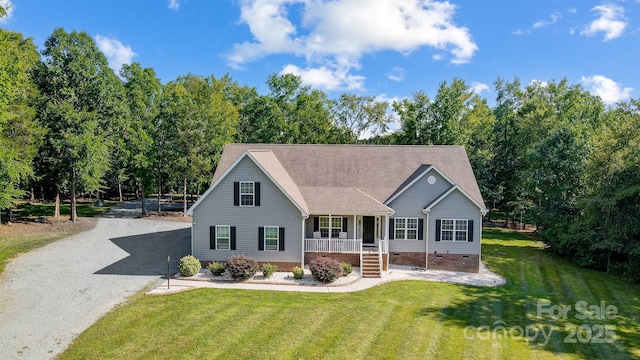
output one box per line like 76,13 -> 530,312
305,253 -> 360,266
303,253 -> 388,270
389,252 -> 426,267
427,253 -> 479,273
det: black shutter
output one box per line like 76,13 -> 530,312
233,182 -> 240,206
258,227 -> 264,250
435,220 -> 441,241
210,226 -> 216,249
342,217 -> 348,233
468,220 -> 474,242
230,226 -> 236,250
389,218 -> 395,239
279,227 -> 285,251
313,217 -> 319,232
255,182 -> 261,206
418,219 -> 424,240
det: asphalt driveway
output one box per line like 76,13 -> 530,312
0,206 -> 191,360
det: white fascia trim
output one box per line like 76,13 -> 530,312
422,185 -> 488,214
308,210 -> 394,216
384,165 -> 454,205
187,150 -> 309,217
244,151 -> 309,217
186,151 -> 250,215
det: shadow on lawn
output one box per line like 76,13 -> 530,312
419,240 -> 639,359
95,228 -> 191,276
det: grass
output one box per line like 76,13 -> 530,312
11,200 -> 116,218
0,233 -> 71,274
59,228 -> 640,359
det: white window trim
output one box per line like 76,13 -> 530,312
440,219 -> 468,242
264,226 -> 279,251
394,217 -> 418,240
240,181 -> 255,207
216,225 -> 230,250
319,216 -> 343,238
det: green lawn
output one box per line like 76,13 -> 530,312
0,233 -> 71,274
12,200 -> 116,218
59,228 -> 640,360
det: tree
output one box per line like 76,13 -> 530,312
393,78 -> 479,146
35,28 -> 127,222
487,78 -> 526,225
330,94 -> 391,143
575,100 -> 640,280
0,29 -> 42,222
121,63 -> 162,215
158,74 -> 238,215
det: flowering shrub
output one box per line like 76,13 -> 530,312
207,261 -> 226,276
227,255 -> 259,280
292,266 -> 304,279
309,257 -> 342,283
178,255 -> 201,277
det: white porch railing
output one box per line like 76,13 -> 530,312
304,238 -> 362,253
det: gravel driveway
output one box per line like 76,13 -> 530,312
0,203 -> 191,360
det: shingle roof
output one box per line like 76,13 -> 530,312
247,150 -> 309,214
213,144 -> 486,213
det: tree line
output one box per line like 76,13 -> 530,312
1,26 -> 638,281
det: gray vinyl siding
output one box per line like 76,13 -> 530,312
191,156 -> 303,263
387,170 -> 450,253
428,190 -> 482,255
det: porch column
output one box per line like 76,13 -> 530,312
353,214 -> 356,239
301,217 -> 306,268
328,214 -> 332,239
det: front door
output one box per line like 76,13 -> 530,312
363,216 -> 375,244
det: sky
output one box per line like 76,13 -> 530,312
1,0 -> 639,106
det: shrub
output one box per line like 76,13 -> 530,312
262,263 -> 278,278
207,261 -> 226,276
178,255 -> 201,277
292,266 -> 304,279
227,254 -> 259,280
309,257 -> 343,283
341,262 -> 353,276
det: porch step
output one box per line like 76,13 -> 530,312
361,253 -> 381,278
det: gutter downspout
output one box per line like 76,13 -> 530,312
425,212 -> 429,269
301,213 -> 308,269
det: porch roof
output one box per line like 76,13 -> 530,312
300,186 -> 394,215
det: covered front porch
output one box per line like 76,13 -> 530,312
303,213 -> 390,277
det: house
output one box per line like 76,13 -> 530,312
186,144 -> 487,277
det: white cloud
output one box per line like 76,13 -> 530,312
387,66 -> 405,82
580,4 -> 627,41
533,11 -> 561,29
168,0 -> 179,11
229,0 -> 477,89
581,75 -> 632,105
281,64 -> 365,91
0,0 -> 14,23
95,35 -> 137,73
471,82 -> 490,94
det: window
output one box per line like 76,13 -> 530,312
441,219 -> 468,242
216,225 -> 230,250
240,181 -> 254,206
395,218 -> 418,240
319,216 -> 342,238
264,226 -> 279,251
